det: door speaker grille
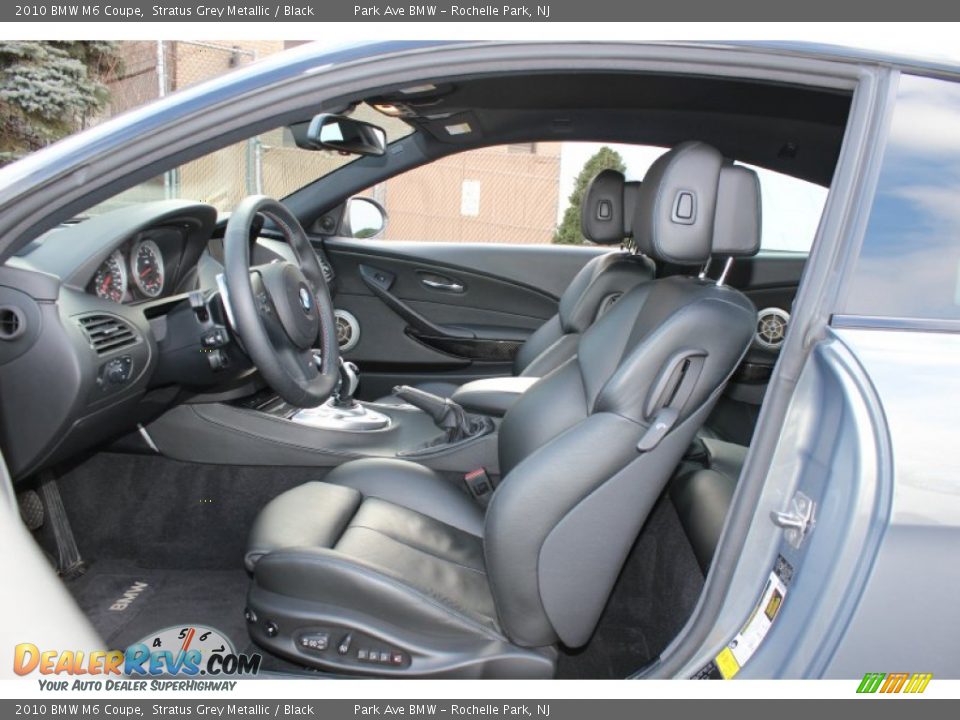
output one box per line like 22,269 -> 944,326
334,309 -> 360,352
755,307 -> 790,350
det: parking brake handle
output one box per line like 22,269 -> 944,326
393,385 -> 483,443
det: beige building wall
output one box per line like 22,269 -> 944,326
376,143 -> 562,245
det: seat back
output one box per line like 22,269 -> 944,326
486,142 -> 762,648
512,170 -> 654,377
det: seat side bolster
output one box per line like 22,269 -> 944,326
245,482 -> 361,571
512,313 -> 565,375
253,547 -> 506,642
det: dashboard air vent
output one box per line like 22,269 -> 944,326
78,314 -> 138,355
0,306 -> 26,341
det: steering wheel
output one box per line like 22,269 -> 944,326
223,196 -> 339,407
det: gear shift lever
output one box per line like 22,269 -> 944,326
333,360 -> 360,408
291,359 -> 390,431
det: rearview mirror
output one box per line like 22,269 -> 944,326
305,114 -> 386,156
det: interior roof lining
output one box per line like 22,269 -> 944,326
357,70 -> 853,187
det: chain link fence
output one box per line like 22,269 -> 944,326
92,41 -> 404,216
92,41 -> 261,213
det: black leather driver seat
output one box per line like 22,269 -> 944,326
245,141 -> 762,678
375,169 -> 654,402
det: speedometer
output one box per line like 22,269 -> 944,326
92,250 -> 128,303
132,239 -> 165,298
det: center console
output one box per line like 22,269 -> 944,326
143,366 -> 539,476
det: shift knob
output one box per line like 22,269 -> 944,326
334,359 -> 360,406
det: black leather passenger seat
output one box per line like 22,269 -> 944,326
669,437 -> 748,572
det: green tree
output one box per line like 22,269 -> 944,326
0,41 -> 120,166
553,146 -> 626,245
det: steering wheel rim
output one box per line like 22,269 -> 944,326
223,195 -> 339,407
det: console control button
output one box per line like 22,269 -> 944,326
206,348 -> 230,372
201,326 -> 229,348
98,355 -> 133,388
337,634 -> 352,655
298,632 -> 329,651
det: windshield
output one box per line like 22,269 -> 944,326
83,104 -> 411,217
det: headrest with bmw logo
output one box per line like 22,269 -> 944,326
632,141 -> 761,265
580,169 -> 641,245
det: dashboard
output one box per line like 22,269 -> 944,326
0,200 -> 228,480
0,198 -> 339,481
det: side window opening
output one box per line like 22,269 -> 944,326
741,164 -> 829,254
357,142 -> 828,252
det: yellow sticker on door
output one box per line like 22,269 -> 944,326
714,569 -> 789,679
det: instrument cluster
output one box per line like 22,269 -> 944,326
89,235 -> 170,304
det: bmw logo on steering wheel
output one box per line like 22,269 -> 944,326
298,286 -> 313,313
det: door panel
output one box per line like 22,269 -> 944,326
708,251 -> 808,445
327,238 -> 605,298
322,237 -> 606,399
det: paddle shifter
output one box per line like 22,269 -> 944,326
392,385 -> 490,443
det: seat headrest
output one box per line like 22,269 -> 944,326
623,180 -> 642,237
632,141 -> 761,265
580,169 -> 640,245
713,165 -> 762,258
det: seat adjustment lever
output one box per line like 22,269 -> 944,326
636,407 -> 679,452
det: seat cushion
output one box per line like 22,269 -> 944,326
333,497 -> 497,628
246,481 -> 361,571
246,459 -> 484,569
326,457 -> 484,536
248,469 -> 501,638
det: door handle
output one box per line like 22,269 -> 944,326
421,277 -> 464,292
418,272 -> 465,293
358,264 -> 473,339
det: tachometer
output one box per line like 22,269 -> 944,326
93,250 -> 128,303
132,239 -> 165,298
